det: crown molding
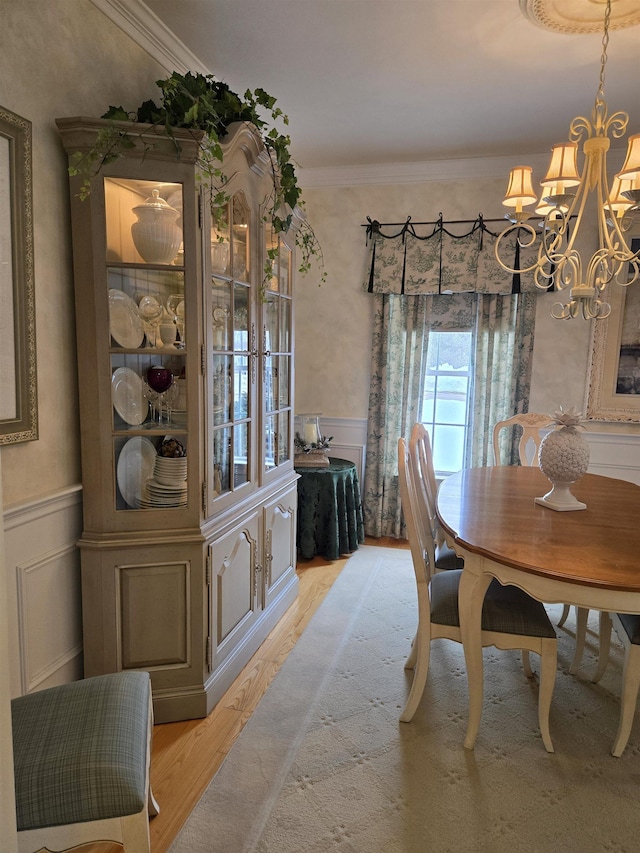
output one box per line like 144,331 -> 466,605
298,146 -> 632,189
89,0 -> 211,75
297,153 -> 553,189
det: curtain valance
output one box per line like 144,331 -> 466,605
364,215 -> 539,296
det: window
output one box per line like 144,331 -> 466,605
420,331 -> 473,476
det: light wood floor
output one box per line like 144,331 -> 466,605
75,537 -> 407,853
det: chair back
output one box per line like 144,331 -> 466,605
492,412 -> 550,466
398,437 -> 437,584
409,423 -> 443,547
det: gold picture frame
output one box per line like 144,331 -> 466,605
0,105 -> 37,444
587,238 -> 640,422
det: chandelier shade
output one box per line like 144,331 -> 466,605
618,132 -> 640,199
502,166 -> 537,210
494,0 -> 640,320
541,143 -> 581,188
609,176 -> 635,213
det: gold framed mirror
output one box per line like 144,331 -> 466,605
587,238 -> 640,422
0,105 -> 37,444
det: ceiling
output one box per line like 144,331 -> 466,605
141,0 -> 640,172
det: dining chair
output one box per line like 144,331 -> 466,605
397,437 -> 557,751
593,611 -> 640,756
409,423 -> 463,572
492,412 -> 589,674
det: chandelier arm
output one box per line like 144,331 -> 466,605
493,221 -> 541,275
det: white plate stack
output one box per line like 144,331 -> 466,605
140,455 -> 188,508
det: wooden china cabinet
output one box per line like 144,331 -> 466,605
56,118 -> 299,722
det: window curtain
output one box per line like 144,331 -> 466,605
363,293 -> 430,538
362,293 -> 536,539
468,291 -> 537,468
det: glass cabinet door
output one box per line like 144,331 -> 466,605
105,178 -> 188,512
207,190 -> 255,511
262,229 -> 293,478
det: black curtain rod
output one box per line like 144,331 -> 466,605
361,215 -> 507,227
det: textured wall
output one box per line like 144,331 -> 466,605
0,0 -> 166,506
295,178 -> 593,420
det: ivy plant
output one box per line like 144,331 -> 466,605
68,71 -> 325,285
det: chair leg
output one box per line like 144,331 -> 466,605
148,787 -> 160,817
557,603 -> 570,627
538,638 -> 557,754
568,607 -> 589,674
405,630 -> 417,670
400,590 -> 431,723
593,611 -> 612,684
521,649 -> 533,678
612,645 -> 640,757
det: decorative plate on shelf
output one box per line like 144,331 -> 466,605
116,436 -> 157,509
111,367 -> 148,425
108,289 -> 144,348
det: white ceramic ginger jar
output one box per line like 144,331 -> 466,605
131,189 -> 182,264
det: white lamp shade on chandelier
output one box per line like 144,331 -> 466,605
495,0 -> 640,320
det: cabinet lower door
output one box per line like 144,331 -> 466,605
208,511 -> 260,673
80,540 -> 205,722
263,484 -> 297,610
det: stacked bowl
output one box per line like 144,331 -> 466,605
140,455 -> 187,508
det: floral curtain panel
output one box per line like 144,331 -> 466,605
361,215 -> 538,538
362,291 -> 536,538
365,217 -> 539,296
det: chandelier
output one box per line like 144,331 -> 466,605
495,0 -> 640,320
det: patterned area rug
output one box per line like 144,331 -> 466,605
169,546 -> 640,853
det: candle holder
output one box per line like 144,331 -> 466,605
294,413 -> 332,467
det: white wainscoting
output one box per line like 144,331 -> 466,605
318,417 -> 368,486
585,429 -> 640,485
3,486 -> 83,697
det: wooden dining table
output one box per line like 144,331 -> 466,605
436,465 -> 640,750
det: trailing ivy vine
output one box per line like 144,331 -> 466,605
68,71 -> 325,285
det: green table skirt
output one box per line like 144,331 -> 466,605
295,457 -> 365,560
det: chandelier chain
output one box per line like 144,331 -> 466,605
596,0 -> 611,106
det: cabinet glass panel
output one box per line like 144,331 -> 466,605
264,296 -> 278,351
105,179 -> 183,267
265,232 -> 291,295
278,245 -> 291,296
230,193 -> 250,282
233,282 -> 250,346
264,355 -> 275,414
105,178 -> 188,513
211,205 -> 230,277
212,355 -> 231,425
114,432 -> 187,512
279,355 -> 290,408
234,422 -> 249,487
265,414 -> 277,470
212,278 -> 232,351
260,228 -> 293,476
208,204 -> 253,506
280,299 -> 291,351
111,352 -> 187,431
278,412 -> 290,463
107,268 -> 186,350
234,356 -> 249,419
213,427 -> 231,496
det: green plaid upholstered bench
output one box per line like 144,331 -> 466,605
11,671 -> 159,853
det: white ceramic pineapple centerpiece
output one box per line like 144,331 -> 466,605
535,406 -> 590,512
